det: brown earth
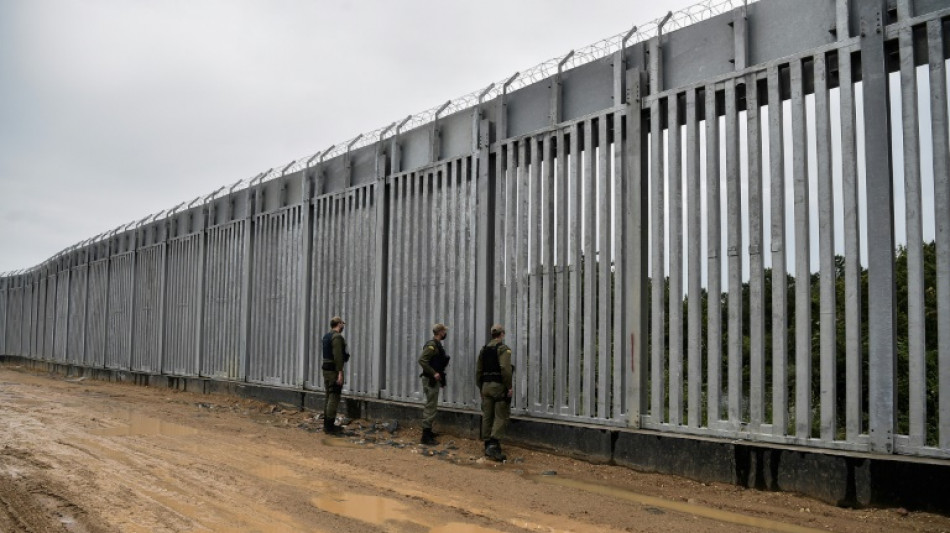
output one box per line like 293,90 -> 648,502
0,364 -> 948,533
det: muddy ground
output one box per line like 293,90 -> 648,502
0,364 -> 948,533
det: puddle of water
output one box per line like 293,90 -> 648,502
531,475 -> 827,533
430,524 -> 506,533
320,437 -> 374,449
90,413 -> 197,437
312,492 -> 506,533
312,492 -> 412,526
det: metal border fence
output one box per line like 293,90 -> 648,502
2,0 -> 949,461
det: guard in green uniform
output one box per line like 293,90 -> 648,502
418,323 -> 450,445
476,324 -> 512,461
321,316 -> 349,435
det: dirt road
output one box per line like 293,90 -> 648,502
0,364 -> 948,533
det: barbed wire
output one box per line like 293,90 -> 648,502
4,0 -> 754,278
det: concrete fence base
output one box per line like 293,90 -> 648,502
3,355 -> 948,515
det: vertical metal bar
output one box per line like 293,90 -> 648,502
518,139 -> 530,409
598,115 -> 612,420
668,95 -> 684,426
309,198 -> 322,386
367,186 -> 378,394
493,141 -> 506,326
816,52 -> 837,442
840,45 -> 864,441
476,117 -> 495,400
470,155 -> 484,406
505,142 -> 519,403
350,192 -> 360,390
733,3 -> 748,71
241,189 -> 253,381
896,0 -> 913,20
706,83 -> 722,426
747,74 -> 766,431
530,138 -> 542,408
686,88 -> 703,428
408,173 -> 420,398
725,78 -> 743,427
836,0 -> 851,40
556,127 -> 569,412
158,241 -> 168,375
627,70 -> 649,427
128,238 -> 137,371
433,167 -> 446,400
902,17 -> 925,447
650,98 -> 666,424
448,164 -> 461,401
862,0 -> 897,453
612,105 -> 625,420
583,119 -> 598,417
300,188 -> 314,389
467,157 -> 479,405
568,129 -> 583,417
373,179 -> 390,396
791,58 -> 812,440
543,134 -> 555,411
387,177 -> 402,396
928,19 -> 950,450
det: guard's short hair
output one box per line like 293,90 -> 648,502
490,324 -> 505,338
330,316 -> 344,329
432,323 -> 447,335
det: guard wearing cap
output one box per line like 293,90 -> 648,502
475,324 -> 513,461
321,316 -> 349,434
418,323 -> 450,445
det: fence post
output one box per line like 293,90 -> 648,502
474,112 -> 495,382
625,67 -> 648,428
859,0 -> 897,454
299,172 -> 314,388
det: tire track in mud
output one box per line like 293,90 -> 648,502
0,446 -> 114,533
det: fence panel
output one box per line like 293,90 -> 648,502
383,157 -> 478,407
54,270 -> 69,362
202,221 -> 246,380
132,244 -> 165,373
7,286 -> 24,355
492,118 -> 624,424
67,265 -> 88,365
164,234 -> 201,376
105,253 -> 133,370
248,205 -> 304,387
86,259 -> 109,368
309,184 -> 378,397
638,40 -> 876,453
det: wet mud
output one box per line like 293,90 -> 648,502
2,364 -> 949,532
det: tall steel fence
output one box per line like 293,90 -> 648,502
2,0 -> 949,460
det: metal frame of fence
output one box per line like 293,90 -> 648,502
2,0 -> 949,461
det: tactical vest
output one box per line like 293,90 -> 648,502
322,332 -> 336,361
479,344 -> 503,383
427,340 -> 449,373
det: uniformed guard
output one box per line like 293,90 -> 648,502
321,316 -> 349,435
418,323 -> 450,445
475,324 -> 512,461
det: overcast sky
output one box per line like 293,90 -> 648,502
0,0 -> 699,272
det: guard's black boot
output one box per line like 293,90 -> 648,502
485,442 -> 506,462
420,428 -> 438,445
324,417 -> 342,435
